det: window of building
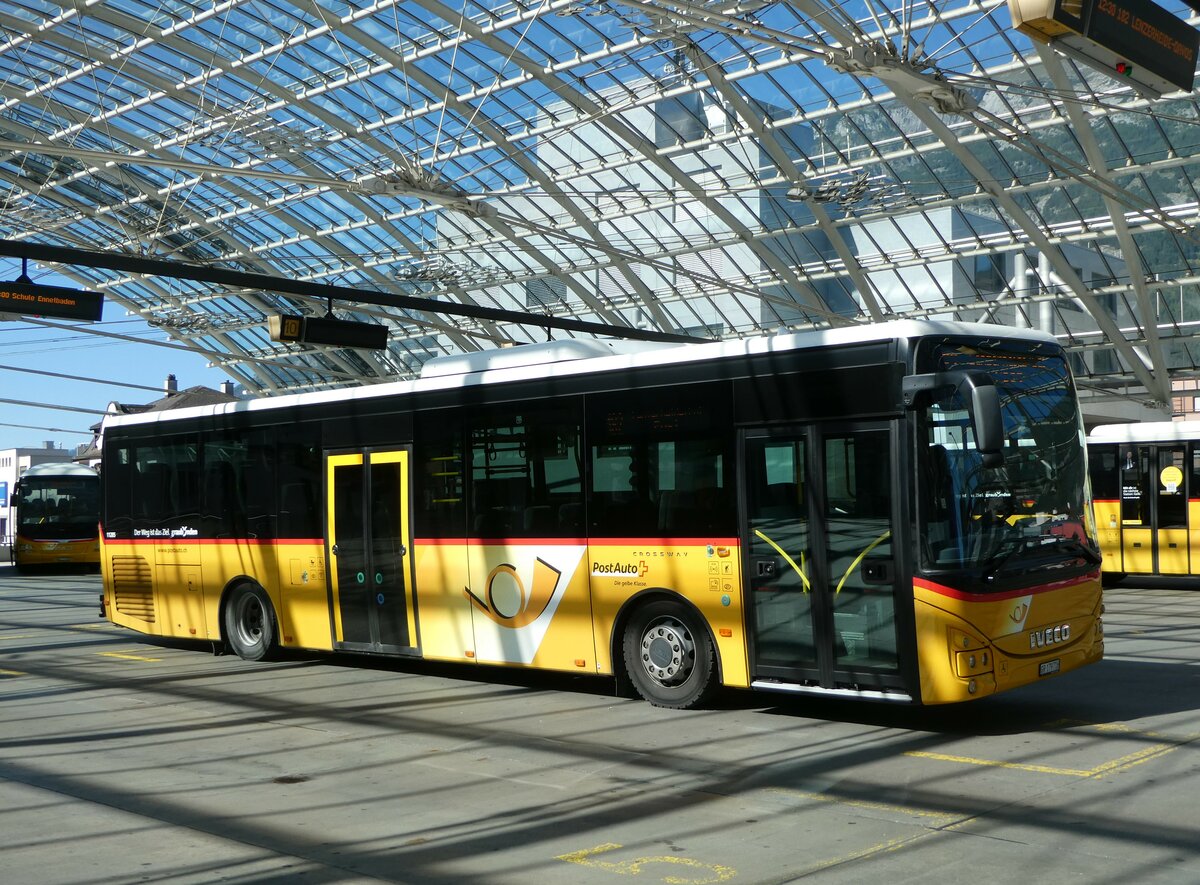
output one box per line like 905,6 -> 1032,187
972,254 -> 1007,296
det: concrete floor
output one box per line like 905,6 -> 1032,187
2,564 -> 1199,884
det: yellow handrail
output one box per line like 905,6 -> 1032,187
835,530 -> 891,595
753,528 -> 810,592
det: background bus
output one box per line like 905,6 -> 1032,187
10,462 -> 101,571
99,321 -> 1103,707
1088,421 -> 1200,581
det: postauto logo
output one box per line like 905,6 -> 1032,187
591,560 -> 649,578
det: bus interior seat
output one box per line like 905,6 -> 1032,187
523,505 -> 554,534
557,502 -> 583,534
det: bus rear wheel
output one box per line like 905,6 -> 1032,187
622,599 -> 716,709
224,584 -> 277,661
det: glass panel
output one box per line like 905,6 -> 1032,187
1122,447 -> 1151,525
333,462 -> 370,644
1157,446 -> 1187,529
15,472 -> 100,540
370,459 -> 409,648
416,412 -> 464,538
1088,444 -> 1119,500
588,386 -> 732,537
915,347 -> 1097,582
471,404 -> 582,538
825,432 -> 898,672
746,438 -> 816,671
131,439 -> 200,533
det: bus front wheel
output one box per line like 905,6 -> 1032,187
622,599 -> 716,709
224,584 -> 277,661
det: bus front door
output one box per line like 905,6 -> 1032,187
1119,444 -> 1189,575
326,450 -> 418,654
743,426 -> 904,696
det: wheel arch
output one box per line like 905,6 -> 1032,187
218,574 -> 275,648
610,587 -> 724,689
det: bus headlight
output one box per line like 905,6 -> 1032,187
955,648 -> 994,678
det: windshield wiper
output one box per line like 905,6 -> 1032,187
1043,536 -> 1102,566
982,538 -> 1029,580
983,535 -> 1101,580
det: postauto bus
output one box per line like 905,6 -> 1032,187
99,320 -> 1103,707
11,462 -> 101,570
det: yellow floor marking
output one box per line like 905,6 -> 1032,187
0,635 -> 35,641
906,724 -> 1199,779
0,668 -> 27,677
903,750 -> 1092,777
99,651 -> 161,663
767,787 -> 958,822
70,623 -> 115,630
558,843 -> 737,884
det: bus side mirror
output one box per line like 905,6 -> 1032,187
966,381 -> 1004,468
903,370 -> 1005,468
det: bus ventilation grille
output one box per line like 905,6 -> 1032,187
112,555 -> 155,622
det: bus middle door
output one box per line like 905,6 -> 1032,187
1120,445 -> 1189,575
743,424 -> 904,696
326,449 -> 418,654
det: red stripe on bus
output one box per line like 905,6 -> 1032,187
915,572 -> 1098,602
412,537 -> 739,546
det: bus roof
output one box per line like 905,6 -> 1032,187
102,319 -> 1060,433
20,463 -> 97,479
1088,421 -> 1200,444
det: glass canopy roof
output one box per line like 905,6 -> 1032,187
1,0 -> 1198,413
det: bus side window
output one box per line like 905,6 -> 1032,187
132,439 -> 199,530
415,412 -> 465,538
277,434 -> 321,540
587,384 -> 733,537
1088,445 -> 1119,500
467,404 -> 582,539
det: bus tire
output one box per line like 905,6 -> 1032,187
622,599 -> 716,709
224,583 -> 277,662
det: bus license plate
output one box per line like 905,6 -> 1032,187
1039,659 -> 1061,677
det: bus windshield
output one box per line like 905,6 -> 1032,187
916,346 -> 1099,584
17,475 -> 101,540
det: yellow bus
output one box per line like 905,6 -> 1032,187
1087,420 -> 1200,582
99,320 -> 1103,707
10,462 -> 101,571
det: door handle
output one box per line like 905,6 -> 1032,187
331,543 -> 339,555
862,557 -> 894,585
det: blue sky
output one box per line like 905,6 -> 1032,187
1,258 -> 235,453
